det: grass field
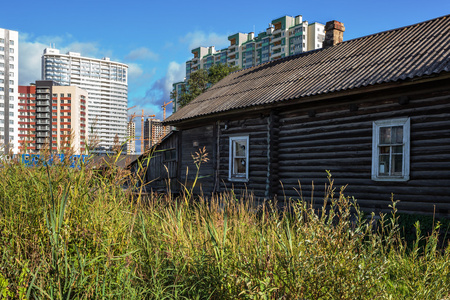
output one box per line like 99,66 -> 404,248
0,154 -> 449,299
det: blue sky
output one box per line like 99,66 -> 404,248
2,0 -> 449,122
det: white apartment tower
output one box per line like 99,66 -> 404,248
41,48 -> 128,152
0,28 -> 19,154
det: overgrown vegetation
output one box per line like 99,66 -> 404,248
0,154 -> 449,299
171,63 -> 240,108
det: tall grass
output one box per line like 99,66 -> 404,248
0,154 -> 449,299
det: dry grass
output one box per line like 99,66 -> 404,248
0,153 -> 449,299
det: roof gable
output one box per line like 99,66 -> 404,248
167,15 -> 450,124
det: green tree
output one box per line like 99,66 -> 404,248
173,63 -> 240,108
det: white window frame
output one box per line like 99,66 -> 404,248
229,136 -> 249,181
372,118 -> 410,181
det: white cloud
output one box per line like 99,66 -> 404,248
180,31 -> 229,50
165,61 -> 185,91
125,47 -> 159,61
128,61 -> 184,118
128,63 -> 144,79
18,39 -> 47,85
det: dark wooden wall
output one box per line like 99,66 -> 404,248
140,131 -> 180,192
170,80 -> 450,217
217,115 -> 270,198
179,125 -> 216,195
275,86 -> 450,216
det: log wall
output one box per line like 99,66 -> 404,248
276,88 -> 450,216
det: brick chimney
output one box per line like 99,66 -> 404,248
323,20 -> 345,48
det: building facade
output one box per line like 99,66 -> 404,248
41,48 -> 128,152
18,82 -> 88,154
184,14 -> 325,80
0,28 -> 19,154
143,118 -> 163,150
154,16 -> 450,217
126,121 -> 136,154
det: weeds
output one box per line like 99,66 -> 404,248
0,153 -> 448,299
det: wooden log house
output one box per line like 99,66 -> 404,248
139,15 -> 450,217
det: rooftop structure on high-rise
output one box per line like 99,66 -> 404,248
0,28 -> 19,154
41,48 -> 128,153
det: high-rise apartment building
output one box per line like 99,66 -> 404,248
143,118 -> 163,150
184,14 -> 325,80
126,121 -> 136,154
0,28 -> 19,154
41,48 -> 128,152
18,81 -> 88,154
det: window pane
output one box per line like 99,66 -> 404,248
393,145 -> 403,154
234,140 -> 246,156
379,154 -> 390,175
234,158 -> 246,174
380,146 -> 390,154
392,126 -> 403,143
380,127 -> 391,144
392,154 -> 403,175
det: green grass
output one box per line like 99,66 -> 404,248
0,155 -> 449,299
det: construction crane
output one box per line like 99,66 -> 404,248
162,101 -> 173,136
162,101 -> 173,121
140,109 -> 156,153
127,105 -> 137,111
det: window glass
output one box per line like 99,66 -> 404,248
372,118 -> 410,181
229,136 -> 249,180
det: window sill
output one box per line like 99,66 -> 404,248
228,177 -> 249,183
371,176 -> 409,182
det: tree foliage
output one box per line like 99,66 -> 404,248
172,63 -> 240,108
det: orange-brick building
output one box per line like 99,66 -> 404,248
18,81 -> 88,154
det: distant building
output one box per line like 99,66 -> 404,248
171,81 -> 185,112
18,81 -> 88,154
0,28 -> 19,154
143,118 -> 163,150
185,14 -> 325,80
126,121 -> 136,154
41,48 -> 128,152
173,14 -> 326,110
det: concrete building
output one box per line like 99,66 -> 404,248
0,28 -> 19,154
143,118 -> 163,150
184,14 -> 325,77
177,14 -> 326,109
41,48 -> 128,153
18,81 -> 88,154
126,121 -> 136,154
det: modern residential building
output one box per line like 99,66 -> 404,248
184,14 -> 325,79
143,118 -> 163,150
18,81 -> 88,154
171,81 -> 185,112
177,14 -> 326,109
0,28 -> 19,154
41,48 -> 128,153
126,121 -> 136,154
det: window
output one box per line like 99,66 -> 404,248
9,40 -> 14,45
372,118 -> 410,181
163,148 -> 177,161
229,136 -> 249,180
9,48 -> 14,53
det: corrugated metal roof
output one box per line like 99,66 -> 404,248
166,15 -> 450,124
